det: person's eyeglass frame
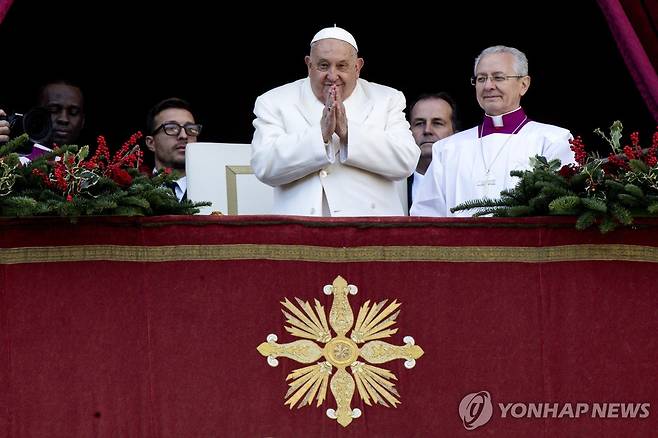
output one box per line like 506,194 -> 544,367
470,74 -> 526,86
151,122 -> 203,137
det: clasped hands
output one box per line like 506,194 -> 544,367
321,85 -> 347,145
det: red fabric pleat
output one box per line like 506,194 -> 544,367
598,0 -> 658,123
0,0 -> 13,25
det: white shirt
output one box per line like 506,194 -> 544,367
410,121 -> 574,217
172,176 -> 187,202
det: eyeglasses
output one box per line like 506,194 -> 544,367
470,74 -> 525,86
152,122 -> 202,137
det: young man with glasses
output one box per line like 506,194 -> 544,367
145,97 -> 202,202
411,45 -> 575,217
250,26 -> 419,216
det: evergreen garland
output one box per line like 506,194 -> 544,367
0,134 -> 209,217
451,122 -> 658,233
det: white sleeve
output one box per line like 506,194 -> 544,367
339,90 -> 420,181
409,147 -> 448,217
542,128 -> 576,167
250,95 -> 333,187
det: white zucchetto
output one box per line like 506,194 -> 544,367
310,26 -> 358,52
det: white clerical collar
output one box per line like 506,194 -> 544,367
485,107 -> 523,128
481,107 -> 528,137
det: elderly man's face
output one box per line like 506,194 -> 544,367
305,39 -> 364,102
474,52 -> 530,116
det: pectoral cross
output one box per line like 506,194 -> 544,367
476,176 -> 496,196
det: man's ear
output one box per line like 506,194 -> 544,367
144,136 -> 156,152
355,58 -> 364,76
519,75 -> 531,96
305,55 -> 313,73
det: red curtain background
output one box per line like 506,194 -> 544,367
619,0 -> 658,72
1,216 -> 656,437
0,0 -> 11,24
598,0 -> 658,123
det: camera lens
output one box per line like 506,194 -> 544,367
1,108 -> 52,145
6,113 -> 23,131
23,107 -> 52,144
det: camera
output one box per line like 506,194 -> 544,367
2,107 -> 52,145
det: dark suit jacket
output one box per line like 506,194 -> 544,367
407,174 -> 415,211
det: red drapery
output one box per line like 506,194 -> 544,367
619,0 -> 658,72
598,0 -> 658,123
0,0 -> 12,25
1,216 -> 656,437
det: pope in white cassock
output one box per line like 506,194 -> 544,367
410,46 -> 576,217
250,26 -> 419,217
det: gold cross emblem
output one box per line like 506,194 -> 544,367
257,276 -> 424,427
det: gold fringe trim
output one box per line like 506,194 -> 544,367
2,244 -> 658,264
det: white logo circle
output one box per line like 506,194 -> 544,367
459,391 -> 493,430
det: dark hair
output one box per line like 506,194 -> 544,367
408,92 -> 459,132
37,79 -> 85,109
146,97 -> 194,135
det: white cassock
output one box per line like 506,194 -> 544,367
250,78 -> 419,217
410,121 -> 575,217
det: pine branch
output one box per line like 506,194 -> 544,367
617,194 -> 641,207
0,134 -> 30,156
505,205 -> 534,217
581,197 -> 607,213
623,184 -> 644,199
471,207 -> 509,217
610,203 -> 633,225
548,196 -> 582,214
598,216 -> 617,233
451,197 -> 511,214
528,194 -> 552,213
575,210 -> 598,230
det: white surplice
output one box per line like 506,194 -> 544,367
410,121 -> 575,217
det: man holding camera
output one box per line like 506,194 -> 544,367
0,79 -> 85,144
1,80 -> 87,162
